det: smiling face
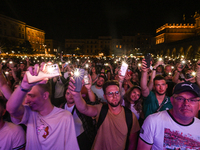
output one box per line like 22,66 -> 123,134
24,85 -> 46,112
170,91 -> 200,124
130,88 -> 141,103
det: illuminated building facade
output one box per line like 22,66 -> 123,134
65,34 -> 153,56
153,12 -> 200,59
155,23 -> 195,44
0,14 -> 45,53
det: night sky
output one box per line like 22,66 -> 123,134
1,0 -> 200,41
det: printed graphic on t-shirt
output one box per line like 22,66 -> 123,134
163,128 -> 200,149
37,118 -> 49,139
37,124 -> 49,138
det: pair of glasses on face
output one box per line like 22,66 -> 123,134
106,91 -> 120,97
173,96 -> 200,104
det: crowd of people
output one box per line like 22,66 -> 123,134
0,55 -> 200,150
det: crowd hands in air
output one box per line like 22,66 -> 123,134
0,55 -> 200,149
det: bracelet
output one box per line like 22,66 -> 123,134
153,68 -> 156,70
177,70 -> 181,73
20,84 -> 31,92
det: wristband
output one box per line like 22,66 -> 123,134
177,70 -> 181,73
20,84 -> 31,92
153,68 -> 156,70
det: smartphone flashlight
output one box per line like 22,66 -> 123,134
181,60 -> 186,64
5,71 -> 9,75
74,69 -> 80,77
85,64 -> 89,68
192,71 -> 196,77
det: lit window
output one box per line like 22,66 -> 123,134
116,45 -> 118,48
120,45 -> 122,48
48,48 -> 50,52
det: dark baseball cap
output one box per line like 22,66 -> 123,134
173,82 -> 200,97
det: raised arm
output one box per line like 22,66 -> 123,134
0,70 -> 12,100
85,75 -> 96,102
196,60 -> 200,87
140,59 -> 150,97
148,60 -> 164,91
172,63 -> 185,83
68,77 -> 98,117
6,64 -> 47,121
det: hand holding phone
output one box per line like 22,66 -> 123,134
26,64 -> 61,83
73,68 -> 85,92
120,62 -> 128,76
145,53 -> 152,68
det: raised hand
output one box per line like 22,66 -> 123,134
141,59 -> 149,72
21,63 -> 48,90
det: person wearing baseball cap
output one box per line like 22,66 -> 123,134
137,81 -> 200,150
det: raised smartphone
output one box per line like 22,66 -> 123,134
73,68 -> 85,92
120,62 -> 128,76
26,64 -> 61,83
145,53 -> 152,68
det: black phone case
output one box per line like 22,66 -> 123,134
145,53 -> 151,68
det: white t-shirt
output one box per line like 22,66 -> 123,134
121,100 -> 140,119
12,106 -> 79,150
65,104 -> 84,137
0,121 -> 25,150
91,85 -> 107,103
139,110 -> 200,150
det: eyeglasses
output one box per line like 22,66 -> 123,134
173,96 -> 200,104
106,91 -> 120,97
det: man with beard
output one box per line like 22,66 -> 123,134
91,75 -> 106,103
68,79 -> 140,150
141,59 -> 172,118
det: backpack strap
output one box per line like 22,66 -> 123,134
123,106 -> 133,150
96,104 -> 108,130
61,102 -> 76,115
61,102 -> 67,109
